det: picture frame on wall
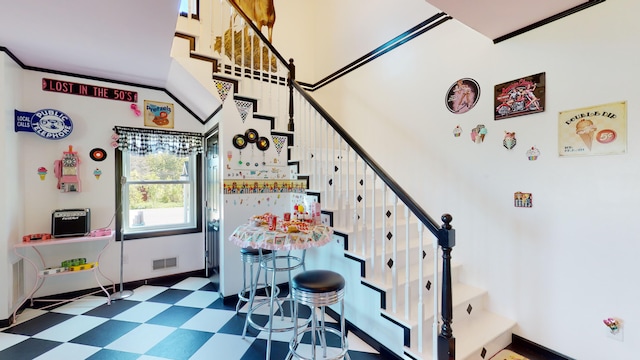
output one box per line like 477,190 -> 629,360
494,72 -> 545,120
558,101 -> 627,157
144,100 -> 174,129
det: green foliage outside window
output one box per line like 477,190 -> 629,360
128,153 -> 190,210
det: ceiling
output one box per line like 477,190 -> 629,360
0,0 -> 604,94
426,0 -> 603,42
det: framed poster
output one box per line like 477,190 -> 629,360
144,100 -> 174,129
558,101 -> 627,157
494,72 -> 545,120
445,78 -> 480,114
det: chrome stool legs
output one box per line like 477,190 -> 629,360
243,249 -> 308,360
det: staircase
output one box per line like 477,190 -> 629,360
172,2 -> 516,359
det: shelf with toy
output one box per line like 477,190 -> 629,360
12,231 -> 115,322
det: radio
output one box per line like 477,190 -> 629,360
51,208 -> 91,238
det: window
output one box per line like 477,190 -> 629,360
179,0 -> 199,20
114,126 -> 203,240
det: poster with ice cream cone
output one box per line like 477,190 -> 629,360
558,101 -> 627,157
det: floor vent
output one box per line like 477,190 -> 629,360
153,257 -> 178,270
13,259 -> 24,304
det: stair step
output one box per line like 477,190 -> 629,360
403,310 -> 516,360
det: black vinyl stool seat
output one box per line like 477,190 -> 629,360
289,270 -> 350,360
236,247 -> 278,314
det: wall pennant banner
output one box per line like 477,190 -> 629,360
14,109 -> 73,140
235,100 -> 253,122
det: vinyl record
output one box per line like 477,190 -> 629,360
89,148 -> 107,161
233,134 -> 248,149
245,128 -> 258,143
256,136 -> 270,151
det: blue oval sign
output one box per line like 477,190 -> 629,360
30,109 -> 73,140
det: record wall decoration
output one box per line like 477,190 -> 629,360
233,134 -> 247,149
256,137 -> 270,151
245,129 -> 258,143
89,148 -> 107,161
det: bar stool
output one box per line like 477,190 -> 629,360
289,270 -> 350,360
236,247 -> 279,314
243,249 -> 308,360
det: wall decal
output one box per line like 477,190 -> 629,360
446,78 -> 480,114
470,124 -> 487,143
503,131 -> 516,149
558,101 -> 627,157
527,146 -> 540,161
494,72 -> 545,120
514,192 -> 532,208
453,125 -> 462,137
37,167 -> 48,181
223,179 -> 307,194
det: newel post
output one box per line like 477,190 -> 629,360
438,213 -> 456,360
287,58 -> 296,132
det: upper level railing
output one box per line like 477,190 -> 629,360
206,2 -> 455,358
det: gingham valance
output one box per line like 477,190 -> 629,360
113,126 -> 204,156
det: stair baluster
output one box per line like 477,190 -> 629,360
438,214 -> 455,360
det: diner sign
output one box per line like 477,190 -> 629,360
42,78 -> 138,102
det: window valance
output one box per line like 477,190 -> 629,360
113,126 -> 204,156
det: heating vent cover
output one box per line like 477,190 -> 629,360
153,257 -> 178,270
13,260 -> 24,305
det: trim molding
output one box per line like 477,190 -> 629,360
493,0 -> 606,43
299,13 -> 452,92
509,334 -> 575,360
0,46 -> 218,125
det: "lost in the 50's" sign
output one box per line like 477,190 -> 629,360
42,78 -> 138,102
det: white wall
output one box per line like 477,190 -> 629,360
2,66 -> 206,314
0,53 -> 25,320
277,0 -> 639,358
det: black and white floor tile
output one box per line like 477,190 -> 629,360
0,277 -> 383,360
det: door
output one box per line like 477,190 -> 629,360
204,127 -> 220,286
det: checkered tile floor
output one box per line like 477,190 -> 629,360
0,277 -> 383,359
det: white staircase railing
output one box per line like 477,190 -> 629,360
199,2 -> 456,357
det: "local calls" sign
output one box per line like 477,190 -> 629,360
14,109 -> 73,140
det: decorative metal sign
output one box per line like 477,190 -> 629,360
14,109 -> 73,140
42,78 -> 138,102
494,72 -> 545,120
445,78 -> 480,114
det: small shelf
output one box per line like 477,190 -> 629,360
15,232 -> 114,249
12,231 -> 116,322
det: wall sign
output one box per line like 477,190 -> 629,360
42,78 -> 138,102
144,100 -> 174,128
558,101 -> 627,157
494,72 -> 545,120
15,109 -> 73,140
445,78 -> 480,114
